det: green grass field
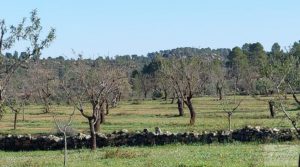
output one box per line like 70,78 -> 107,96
0,143 -> 299,167
0,95 -> 299,166
0,95 -> 298,135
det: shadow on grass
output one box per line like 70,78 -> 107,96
155,114 -> 182,118
287,107 -> 300,112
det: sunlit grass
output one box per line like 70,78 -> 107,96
0,95 -> 299,135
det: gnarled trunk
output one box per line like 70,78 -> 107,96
163,89 -> 168,101
43,98 -> 50,113
117,92 -> 121,102
216,82 -> 223,100
185,97 -> 196,125
100,106 -> 105,124
292,93 -> 300,105
14,112 -> 17,130
177,98 -> 184,116
268,100 -> 276,118
144,91 -> 148,99
88,118 -> 97,150
94,106 -> 101,132
94,103 -> 106,132
105,99 -> 109,115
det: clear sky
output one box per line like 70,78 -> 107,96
1,0 -> 300,58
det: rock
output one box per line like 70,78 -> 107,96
48,135 -> 61,142
273,128 -> 279,132
165,131 -> 172,136
254,126 -> 261,131
203,131 -> 209,135
96,133 -> 107,138
17,135 -> 24,139
155,127 -> 162,135
148,132 -> 156,136
120,129 -> 128,134
246,125 -> 253,129
26,134 -> 32,139
143,128 -> 150,133
212,132 -> 217,136
78,133 -> 91,140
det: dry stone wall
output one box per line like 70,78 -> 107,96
0,126 -> 297,151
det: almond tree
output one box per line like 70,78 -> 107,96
52,108 -> 75,167
221,98 -> 242,131
6,97 -> 22,130
64,57 -> 127,150
29,60 -> 56,113
160,56 -> 209,125
269,53 -> 300,136
0,9 -> 55,119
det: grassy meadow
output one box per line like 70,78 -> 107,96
0,95 -> 299,135
0,95 -> 299,167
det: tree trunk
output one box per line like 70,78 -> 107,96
170,93 -> 175,104
144,91 -> 147,99
43,97 -> 50,113
177,98 -> 184,116
112,98 -> 117,108
298,154 -> 300,167
216,82 -> 223,100
298,153 -> 300,167
13,112 -> 17,130
117,92 -> 121,102
185,97 -> 196,125
105,99 -> 109,115
63,132 -> 67,167
234,77 -> 238,103
217,87 -> 223,100
163,89 -> 168,101
268,100 -> 276,118
88,119 -> 97,150
228,112 -> 232,131
100,105 -> 105,124
22,106 -> 25,121
292,93 -> 300,105
94,107 -> 101,132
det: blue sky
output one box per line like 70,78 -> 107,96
1,0 -> 300,58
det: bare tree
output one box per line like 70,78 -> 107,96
0,9 -> 55,119
211,59 -> 226,100
288,83 -> 300,106
275,76 -> 300,135
221,98 -> 242,131
63,57 -> 127,150
161,56 -> 209,125
268,53 -> 300,136
6,98 -> 22,130
52,108 -> 75,167
177,97 -> 184,116
29,60 -> 56,113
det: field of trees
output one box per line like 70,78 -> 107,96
0,10 -> 300,167
0,97 -> 299,167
